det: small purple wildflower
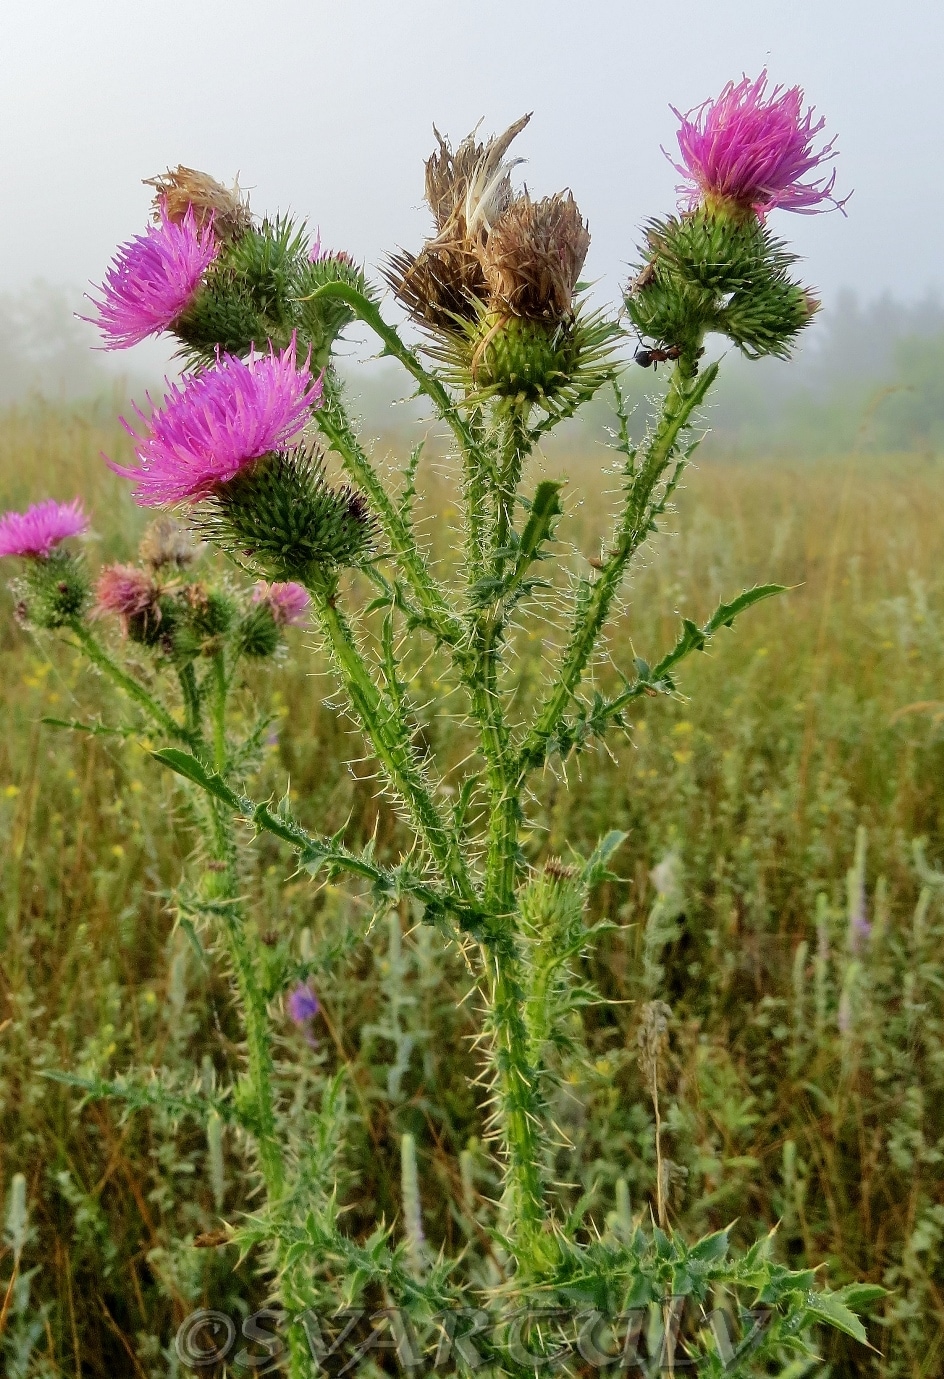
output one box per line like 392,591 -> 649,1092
109,342 -> 322,507
287,982 -> 320,1024
309,229 -> 356,268
670,72 -> 845,219
252,580 -> 311,626
84,204 -> 218,349
0,499 -> 88,559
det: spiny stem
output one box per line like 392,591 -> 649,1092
67,621 -> 191,745
308,583 -> 474,904
515,353 -> 717,779
316,378 -> 464,651
211,651 -> 228,772
204,807 -> 285,1199
487,941 -> 546,1255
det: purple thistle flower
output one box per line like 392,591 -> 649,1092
670,72 -> 846,219
84,204 -> 218,349
287,982 -> 320,1024
94,563 -> 160,632
109,342 -> 323,508
0,498 -> 88,559
252,580 -> 311,626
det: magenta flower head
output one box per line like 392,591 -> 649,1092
287,982 -> 320,1024
84,203 -> 218,349
0,498 -> 88,560
110,341 -> 322,507
670,72 -> 845,219
252,580 -> 310,626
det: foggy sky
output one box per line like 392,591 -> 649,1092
2,0 -> 938,332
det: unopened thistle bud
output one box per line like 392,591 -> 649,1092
144,165 -> 252,242
238,582 -> 310,657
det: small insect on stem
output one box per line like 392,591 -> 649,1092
634,343 -> 684,369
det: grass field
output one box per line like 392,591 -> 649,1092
2,396 -> 944,1375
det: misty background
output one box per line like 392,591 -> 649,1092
2,0 -> 941,453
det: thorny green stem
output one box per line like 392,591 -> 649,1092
487,939 -> 546,1253
203,805 -> 285,1199
307,583 -> 475,906
515,351 -> 716,781
210,650 -> 228,772
316,377 -> 465,652
67,620 -> 191,745
178,662 -> 202,742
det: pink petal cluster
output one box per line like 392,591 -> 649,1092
110,343 -> 323,508
94,564 -> 159,629
0,498 -> 88,559
252,580 -> 311,626
670,72 -> 844,218
308,230 -> 355,268
84,204 -> 218,349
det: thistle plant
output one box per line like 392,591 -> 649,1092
3,76 -> 881,1372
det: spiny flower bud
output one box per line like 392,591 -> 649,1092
198,444 -> 376,582
144,165 -> 252,242
478,192 -> 589,321
11,551 -> 90,629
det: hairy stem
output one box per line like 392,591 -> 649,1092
316,379 -> 464,650
67,621 -> 191,745
308,584 -> 473,904
515,353 -> 717,779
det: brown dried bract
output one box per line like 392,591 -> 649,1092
479,191 -> 590,320
144,165 -> 252,241
139,517 -> 201,571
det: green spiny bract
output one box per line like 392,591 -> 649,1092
643,208 -> 798,293
173,218 -> 370,371
719,274 -> 818,359
293,254 -> 372,373
13,551 -> 89,629
626,209 -> 817,360
199,444 -> 376,582
435,300 -> 621,414
236,601 -> 282,659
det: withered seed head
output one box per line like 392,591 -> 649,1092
425,114 -> 531,238
385,242 -> 487,329
138,517 -> 202,572
479,191 -> 590,320
143,165 -> 252,241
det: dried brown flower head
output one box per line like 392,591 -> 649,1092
479,192 -> 590,320
143,165 -> 252,241
387,115 -> 532,330
138,517 -> 201,571
543,857 -> 578,882
425,113 -> 531,240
